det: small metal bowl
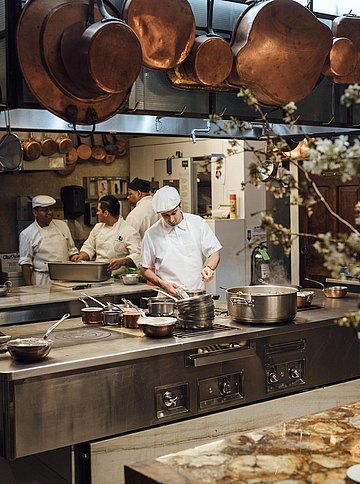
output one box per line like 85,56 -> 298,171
138,317 -> 177,338
323,286 -> 347,298
297,290 -> 315,308
7,337 -> 53,362
121,274 -> 139,285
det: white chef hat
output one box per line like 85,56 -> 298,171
32,195 -> 56,209
152,186 -> 181,213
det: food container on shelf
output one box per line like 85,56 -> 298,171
48,261 -> 110,282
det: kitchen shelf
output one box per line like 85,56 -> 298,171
84,176 -> 129,200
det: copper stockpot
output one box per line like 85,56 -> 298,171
81,307 -> 104,325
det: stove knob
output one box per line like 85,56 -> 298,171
268,371 -> 278,383
163,391 -> 178,408
220,378 -> 232,395
289,367 -> 300,379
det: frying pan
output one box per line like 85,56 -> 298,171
7,313 -> 70,362
305,278 -> 347,298
181,0 -> 233,86
60,0 -> 142,96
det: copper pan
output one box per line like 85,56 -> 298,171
329,16 -> 360,84
122,0 -> 196,69
181,0 -> 233,86
322,37 -> 356,78
75,134 -> 92,162
56,134 -> 73,154
228,0 -> 333,106
166,65 -> 238,92
16,0 -> 132,124
60,0 -> 142,97
90,135 -> 106,161
40,134 -> 57,157
22,135 -> 42,161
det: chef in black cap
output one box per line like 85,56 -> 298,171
126,177 -> 160,239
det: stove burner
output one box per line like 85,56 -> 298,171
51,327 -> 114,347
173,323 -> 236,338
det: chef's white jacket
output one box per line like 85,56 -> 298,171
19,219 -> 78,285
141,213 -> 222,290
126,195 -> 160,240
80,217 -> 141,266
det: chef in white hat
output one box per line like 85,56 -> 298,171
18,195 -> 79,285
140,186 -> 222,297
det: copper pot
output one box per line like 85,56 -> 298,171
76,135 -> 92,161
40,134 -> 57,156
81,307 -> 104,325
66,147 -> 78,165
90,135 -> 106,161
181,0 -> 233,86
22,136 -> 41,161
56,134 -> 73,154
60,0 -> 142,97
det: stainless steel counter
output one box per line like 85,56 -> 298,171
0,280 -> 157,325
0,290 -> 358,380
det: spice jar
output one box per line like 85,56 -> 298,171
229,193 -> 237,219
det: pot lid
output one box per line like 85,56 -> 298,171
16,0 -> 131,125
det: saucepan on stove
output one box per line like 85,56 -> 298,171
7,313 -> 70,362
144,297 -> 176,317
0,280 -> 11,297
79,298 -> 104,325
305,278 -> 347,298
296,290 -> 315,308
221,285 -> 297,324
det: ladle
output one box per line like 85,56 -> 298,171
81,293 -> 106,308
43,313 -> 70,339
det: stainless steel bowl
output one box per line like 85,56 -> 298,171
138,317 -> 176,338
121,274 -> 139,285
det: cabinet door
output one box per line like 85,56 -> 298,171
299,173 -> 360,283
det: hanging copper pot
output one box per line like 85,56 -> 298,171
40,134 -> 57,157
76,134 -> 92,162
16,0 -> 135,125
228,0 -> 333,106
322,37 -> 356,78
122,0 -> 196,69
60,0 -> 142,97
22,135 -> 42,161
56,134 -> 74,154
180,0 -> 233,86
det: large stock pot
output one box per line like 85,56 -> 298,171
223,285 -> 297,324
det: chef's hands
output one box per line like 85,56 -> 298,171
108,258 -> 124,272
160,281 -> 180,298
201,265 -> 215,282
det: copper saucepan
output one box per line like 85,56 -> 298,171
22,134 -> 42,161
60,0 -> 142,96
304,278 -> 347,298
181,0 -> 233,86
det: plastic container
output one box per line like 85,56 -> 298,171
229,193 -> 237,219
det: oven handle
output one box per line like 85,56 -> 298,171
186,344 -> 256,367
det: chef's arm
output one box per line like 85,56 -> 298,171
108,257 -> 136,272
201,251 -> 220,282
21,265 -> 33,286
71,251 -> 90,262
140,266 -> 179,297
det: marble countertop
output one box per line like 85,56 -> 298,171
127,401 -> 360,483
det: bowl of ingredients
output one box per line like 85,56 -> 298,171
121,274 -> 139,285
